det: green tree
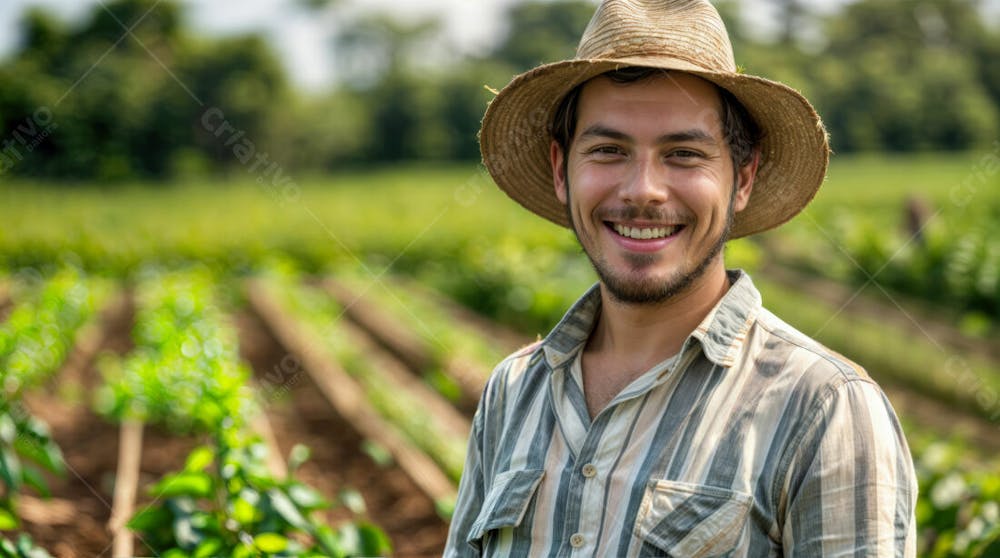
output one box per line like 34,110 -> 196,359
490,0 -> 596,72
813,0 -> 998,151
0,0 -> 293,180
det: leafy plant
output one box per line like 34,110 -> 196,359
0,268 -> 108,395
129,436 -> 392,558
0,268 -> 105,534
96,269 -> 255,434
0,403 -> 65,530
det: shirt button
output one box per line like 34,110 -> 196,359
581,463 -> 597,478
570,533 -> 585,548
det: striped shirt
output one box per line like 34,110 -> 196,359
444,270 -> 917,557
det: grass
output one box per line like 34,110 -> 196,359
3,153 -> 996,261
806,152 -> 998,216
0,165 -> 574,274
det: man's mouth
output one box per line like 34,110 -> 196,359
610,223 -> 684,240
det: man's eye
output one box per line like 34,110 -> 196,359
588,145 -> 624,156
670,149 -> 701,158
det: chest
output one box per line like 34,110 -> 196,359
485,368 -> 785,557
579,351 -> 667,420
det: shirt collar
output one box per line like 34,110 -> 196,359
688,269 -> 761,367
541,270 -> 761,370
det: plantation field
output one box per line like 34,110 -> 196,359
1,152 -> 999,556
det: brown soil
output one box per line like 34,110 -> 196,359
0,297 -> 11,322
235,309 -> 450,558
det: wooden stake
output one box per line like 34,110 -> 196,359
249,385 -> 289,479
109,419 -> 143,558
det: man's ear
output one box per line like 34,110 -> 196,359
733,147 -> 760,213
550,140 -> 568,205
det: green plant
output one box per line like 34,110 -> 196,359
96,269 -> 255,433
0,403 -> 64,530
0,268 -> 108,395
129,435 -> 391,558
0,268 -> 105,531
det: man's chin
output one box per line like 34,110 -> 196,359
599,271 -> 691,305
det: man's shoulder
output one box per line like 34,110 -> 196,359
751,305 -> 873,389
490,338 -> 547,382
479,338 -> 548,399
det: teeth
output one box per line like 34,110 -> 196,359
613,224 -> 679,239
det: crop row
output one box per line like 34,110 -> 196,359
0,269 -> 395,557
250,270 -> 471,497
773,200 -> 1000,332
324,268 -> 523,413
97,269 -> 391,558
0,269 -> 109,556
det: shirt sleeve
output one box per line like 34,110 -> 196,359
444,402 -> 487,557
782,379 -> 918,557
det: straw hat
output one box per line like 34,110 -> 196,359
479,0 -> 829,238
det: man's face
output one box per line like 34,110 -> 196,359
550,72 -> 756,304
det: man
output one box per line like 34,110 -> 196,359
445,1 -> 917,556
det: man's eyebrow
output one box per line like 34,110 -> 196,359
578,125 -> 631,142
577,125 -> 718,146
656,129 -> 718,145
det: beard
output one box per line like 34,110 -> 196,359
566,184 -> 737,306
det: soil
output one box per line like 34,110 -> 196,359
235,309 -> 450,558
0,297 -> 11,322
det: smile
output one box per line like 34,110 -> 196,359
611,223 -> 684,240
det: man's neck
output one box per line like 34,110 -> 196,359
586,263 -> 732,374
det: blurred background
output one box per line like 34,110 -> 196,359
2,0 -> 1000,175
0,0 -> 998,556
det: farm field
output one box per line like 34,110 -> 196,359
0,153 -> 998,556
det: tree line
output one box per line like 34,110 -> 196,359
0,0 -> 997,181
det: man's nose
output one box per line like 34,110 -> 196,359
618,156 -> 668,208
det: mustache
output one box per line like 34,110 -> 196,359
597,206 -> 692,224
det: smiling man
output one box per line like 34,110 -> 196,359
445,1 -> 917,556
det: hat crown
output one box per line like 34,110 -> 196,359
576,0 -> 736,73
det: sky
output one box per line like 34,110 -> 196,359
2,0 -> 998,91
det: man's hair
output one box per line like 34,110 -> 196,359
551,67 -> 762,170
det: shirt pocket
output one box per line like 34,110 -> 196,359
634,479 -> 753,558
466,468 -> 545,546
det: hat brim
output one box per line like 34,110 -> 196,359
479,56 -> 830,238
